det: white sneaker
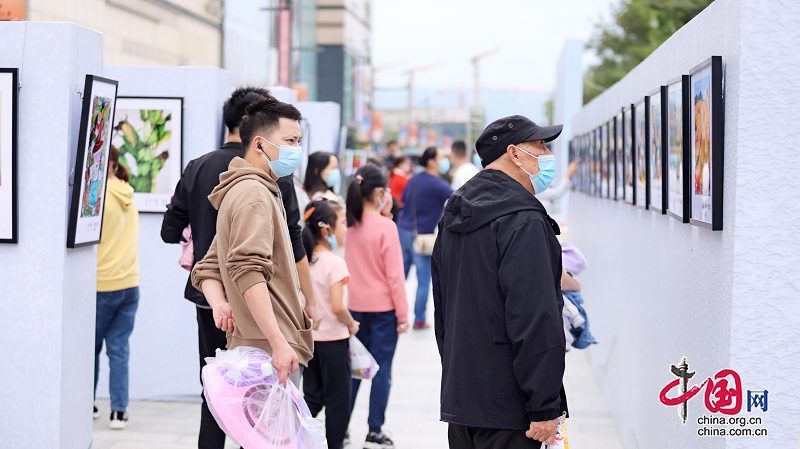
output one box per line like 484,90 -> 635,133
109,411 -> 129,430
93,405 -> 100,420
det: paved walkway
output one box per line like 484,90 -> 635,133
93,273 -> 624,449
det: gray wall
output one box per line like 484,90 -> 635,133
569,0 -> 800,447
98,66 -> 231,400
0,22 -> 103,449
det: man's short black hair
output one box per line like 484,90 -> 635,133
239,98 -> 303,152
222,87 -> 272,132
387,140 -> 398,147
452,140 -> 467,158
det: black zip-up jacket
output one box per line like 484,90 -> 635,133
160,142 -> 305,307
432,169 -> 568,430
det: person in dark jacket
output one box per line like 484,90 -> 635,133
160,87 -> 319,449
432,115 -> 568,449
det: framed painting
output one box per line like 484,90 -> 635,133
634,97 -> 649,209
569,139 -> 576,191
666,75 -> 692,223
689,56 -> 724,230
648,87 -> 668,214
67,75 -> 119,248
593,128 -> 601,196
600,122 -> 609,198
623,106 -> 635,205
580,134 -> 588,193
0,68 -> 18,243
608,118 -> 616,200
616,112 -> 623,201
112,97 -> 184,213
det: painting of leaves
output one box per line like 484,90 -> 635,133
111,97 -> 183,212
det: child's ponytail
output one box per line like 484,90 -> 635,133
346,164 -> 386,227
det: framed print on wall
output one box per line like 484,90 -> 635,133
111,97 -> 184,213
67,75 -> 119,248
600,122 -> 609,198
689,56 -> 724,230
666,75 -> 692,223
608,118 -> 616,200
0,68 -> 18,243
634,97 -> 650,209
593,128 -> 601,196
623,106 -> 635,205
648,87 -> 668,214
615,111 -> 624,201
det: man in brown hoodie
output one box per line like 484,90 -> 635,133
191,98 -> 312,385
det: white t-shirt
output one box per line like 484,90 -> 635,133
451,162 -> 481,190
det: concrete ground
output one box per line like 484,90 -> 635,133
93,271 -> 624,449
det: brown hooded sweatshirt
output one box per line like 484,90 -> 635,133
191,157 -> 313,364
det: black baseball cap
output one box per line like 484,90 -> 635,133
475,115 -> 563,168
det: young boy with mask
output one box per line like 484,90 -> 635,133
191,98 -> 312,386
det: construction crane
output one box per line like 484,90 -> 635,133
405,64 -> 441,122
471,49 -> 500,107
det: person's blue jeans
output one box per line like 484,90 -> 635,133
398,228 -> 432,325
94,286 -> 139,412
349,311 -> 398,434
399,228 -> 414,278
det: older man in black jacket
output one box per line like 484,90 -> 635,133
432,115 -> 568,449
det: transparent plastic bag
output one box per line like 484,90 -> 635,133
202,346 -> 327,449
349,336 -> 379,380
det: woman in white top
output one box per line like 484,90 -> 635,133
304,151 -> 345,207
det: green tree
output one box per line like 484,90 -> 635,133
584,0 -> 714,104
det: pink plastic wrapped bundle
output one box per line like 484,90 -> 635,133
202,347 -> 327,449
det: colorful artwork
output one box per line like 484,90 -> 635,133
667,80 -> 685,219
80,96 -> 112,217
635,101 -> 647,208
616,112 -> 624,197
649,91 -> 664,212
624,108 -> 634,204
112,97 -> 183,212
693,75 -> 711,197
67,75 -> 118,248
601,123 -> 609,198
608,119 -> 616,199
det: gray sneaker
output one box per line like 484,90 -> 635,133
364,431 -> 394,448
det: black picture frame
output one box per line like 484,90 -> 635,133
666,75 -> 692,223
67,75 -> 119,248
111,96 -> 184,213
615,111 -> 624,201
689,56 -> 724,230
634,97 -> 650,209
648,86 -> 668,214
624,106 -> 635,205
608,118 -> 616,200
0,68 -> 19,244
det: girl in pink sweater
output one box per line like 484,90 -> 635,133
344,164 -> 409,448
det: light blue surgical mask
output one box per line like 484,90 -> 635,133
515,146 -> 556,194
318,222 -> 338,250
261,138 -> 302,178
325,169 -> 341,188
438,158 -> 450,174
473,154 -> 482,168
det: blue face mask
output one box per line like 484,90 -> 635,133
438,158 -> 450,174
318,222 -> 338,250
261,138 -> 302,178
325,169 -> 341,188
515,146 -> 557,194
473,154 -> 482,168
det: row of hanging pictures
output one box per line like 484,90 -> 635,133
568,56 -> 724,231
0,70 -> 184,246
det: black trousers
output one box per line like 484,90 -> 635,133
303,339 -> 352,449
448,424 -> 544,449
197,306 -> 228,449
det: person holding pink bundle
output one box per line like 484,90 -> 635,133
344,164 -> 409,448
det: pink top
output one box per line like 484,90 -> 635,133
309,251 -> 351,342
344,214 -> 409,323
